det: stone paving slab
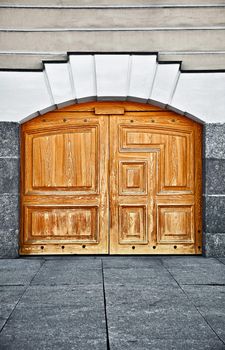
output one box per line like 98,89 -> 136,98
31,259 -> 103,286
0,284 -> 107,350
102,256 -> 162,269
0,257 -> 225,350
104,284 -> 219,344
109,338 -> 225,350
219,258 -> 225,265
18,285 -> 104,308
161,256 -> 222,268
0,305 -> 107,350
106,308 -> 218,341
0,259 -> 43,285
183,285 -> 225,343
103,267 -> 176,286
162,257 -> 225,285
0,286 -> 25,322
104,284 -> 196,311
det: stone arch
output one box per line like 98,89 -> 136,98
1,53 -> 225,124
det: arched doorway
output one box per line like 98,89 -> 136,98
20,102 -> 202,255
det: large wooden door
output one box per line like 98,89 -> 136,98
109,111 -> 202,255
20,102 -> 202,255
20,111 -> 109,254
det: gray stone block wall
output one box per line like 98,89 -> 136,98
0,122 -> 20,258
0,121 -> 225,257
203,123 -> 225,257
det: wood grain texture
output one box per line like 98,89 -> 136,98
20,112 -> 109,255
20,102 -> 202,255
109,107 -> 202,255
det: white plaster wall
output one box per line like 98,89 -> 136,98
0,71 -> 52,121
0,54 -> 225,123
171,73 -> 225,123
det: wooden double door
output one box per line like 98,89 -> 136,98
20,102 -> 202,255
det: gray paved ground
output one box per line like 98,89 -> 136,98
0,256 -> 225,349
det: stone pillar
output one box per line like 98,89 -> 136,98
0,123 -> 20,257
204,123 -> 225,256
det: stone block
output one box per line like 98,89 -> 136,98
0,122 -> 19,158
0,229 -> 19,258
0,194 -> 19,230
204,196 -> 225,233
204,123 -> 225,159
205,158 -> 225,194
205,233 -> 225,257
0,158 -> 19,194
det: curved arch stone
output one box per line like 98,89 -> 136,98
0,53 -> 225,123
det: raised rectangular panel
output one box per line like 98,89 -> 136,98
164,135 -> 187,187
120,126 -> 165,151
125,130 -> 161,147
128,55 -> 157,100
26,127 -> 98,194
119,161 -> 147,195
157,205 -> 194,243
120,126 -> 193,192
150,64 -> 180,104
69,55 -> 96,99
95,54 -> 130,98
119,205 -> 147,244
24,206 -> 98,243
0,71 -> 52,122
44,63 -> 74,104
171,72 -> 225,123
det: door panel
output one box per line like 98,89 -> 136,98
20,113 -> 109,255
31,129 -> 97,191
109,112 -> 202,255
